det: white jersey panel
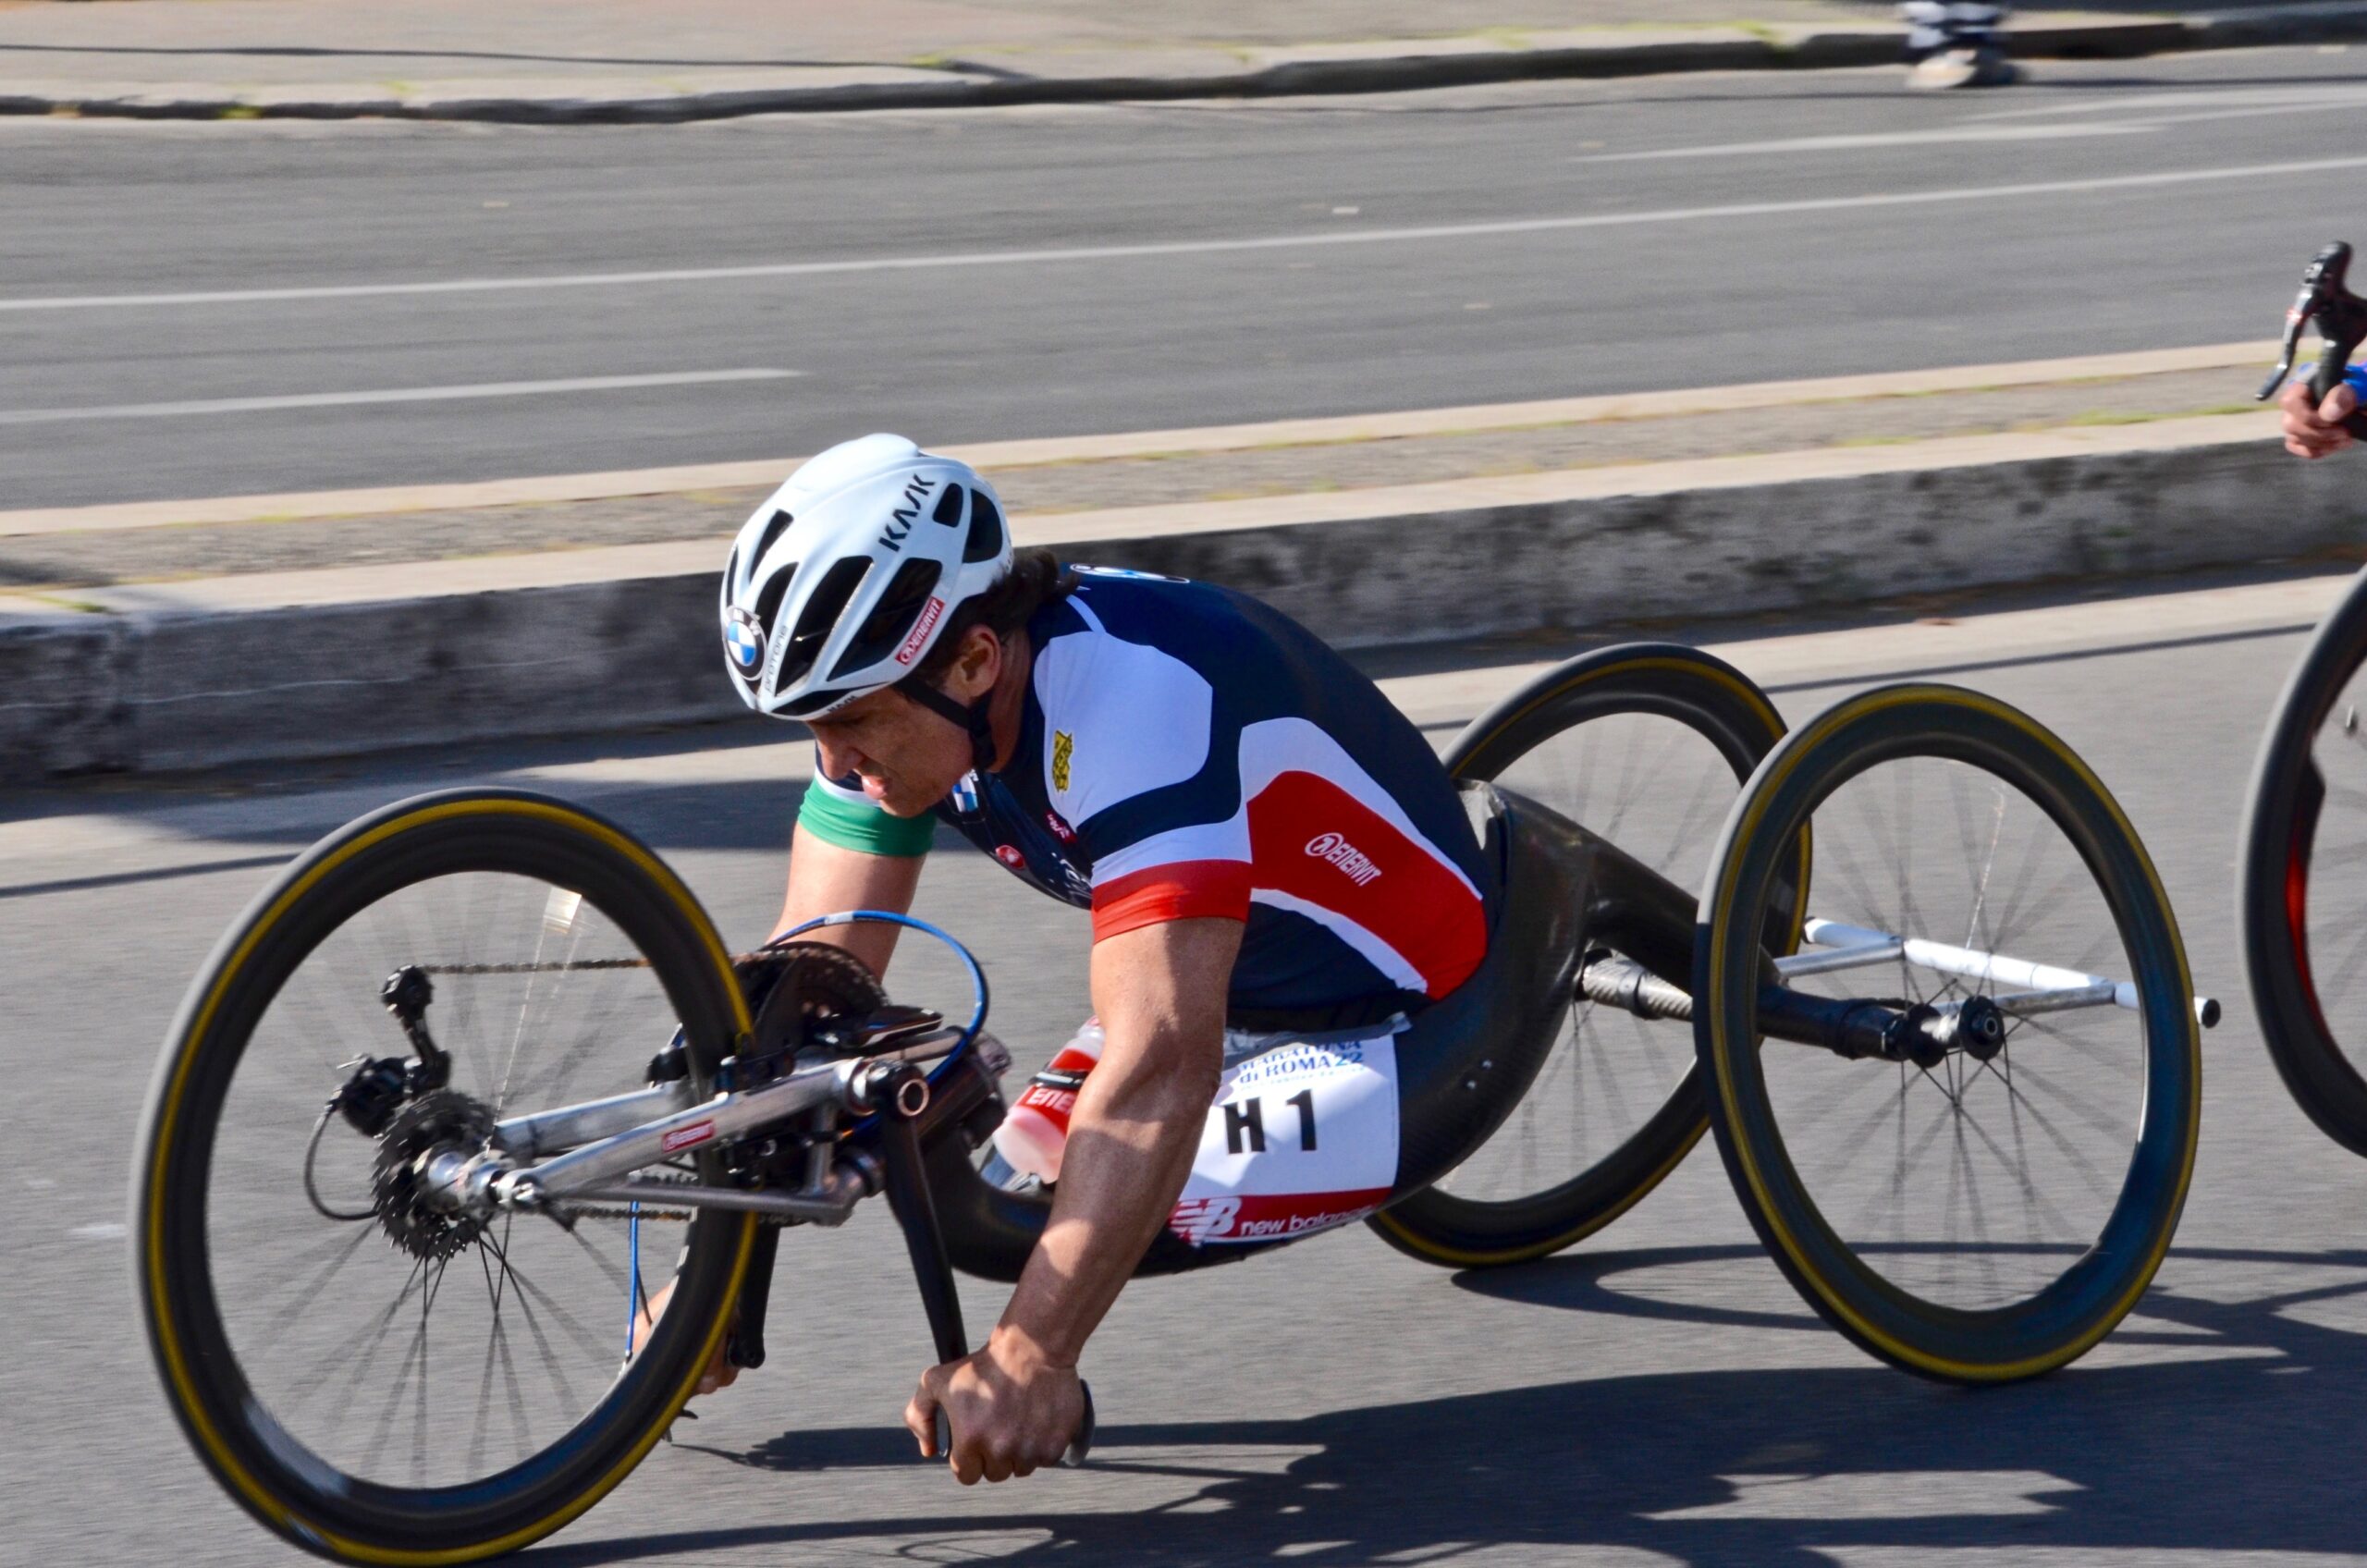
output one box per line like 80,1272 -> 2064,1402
1031,598 -> 1216,828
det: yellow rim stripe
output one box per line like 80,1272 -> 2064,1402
142,796 -> 755,1563
1703,686 -> 2201,1380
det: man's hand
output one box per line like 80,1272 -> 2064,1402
904,1325 -> 1085,1484
632,1280 -> 739,1396
2281,378 -> 2359,459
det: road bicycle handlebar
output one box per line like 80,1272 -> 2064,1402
2259,239 -> 2367,440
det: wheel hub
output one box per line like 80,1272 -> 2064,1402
373,1089 -> 497,1262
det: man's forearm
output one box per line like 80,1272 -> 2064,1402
994,1035 -> 1213,1366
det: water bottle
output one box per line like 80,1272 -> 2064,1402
991,1020 -> 1105,1182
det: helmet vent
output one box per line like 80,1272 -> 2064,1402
754,508 -> 795,565
831,557 -> 942,680
962,493 -> 1004,564
931,484 -> 964,527
778,556 -> 870,691
753,560 -> 796,633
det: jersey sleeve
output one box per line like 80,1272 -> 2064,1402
796,766 -> 938,858
1034,597 -> 1252,940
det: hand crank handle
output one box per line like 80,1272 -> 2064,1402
933,1378 -> 1095,1468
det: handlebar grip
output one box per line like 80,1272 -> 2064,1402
1061,1379 -> 1096,1468
926,1378 -> 1096,1469
2311,339 -> 2367,441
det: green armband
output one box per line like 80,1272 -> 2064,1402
797,778 -> 938,858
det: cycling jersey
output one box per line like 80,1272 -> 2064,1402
799,568 -> 1496,1026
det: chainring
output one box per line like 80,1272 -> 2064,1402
372,1089 -> 497,1263
737,940 -> 889,1058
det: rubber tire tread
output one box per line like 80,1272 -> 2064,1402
131,789 -> 757,1564
1695,686 -> 2201,1383
2238,567 -> 2367,1157
1369,643 -> 1797,1268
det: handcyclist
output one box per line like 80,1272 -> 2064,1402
2280,372 -> 2362,459
689,433 -> 1496,1485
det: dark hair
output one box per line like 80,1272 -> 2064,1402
901,547 -> 1074,688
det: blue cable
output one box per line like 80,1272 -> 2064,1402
775,909 -> 989,1056
625,1200 -> 642,1362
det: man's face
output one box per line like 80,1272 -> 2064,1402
806,685 -> 975,816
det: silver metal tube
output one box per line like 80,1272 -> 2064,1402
1775,938 -> 1903,977
515,1061 -> 848,1201
493,1082 -> 693,1160
1801,917 -> 2219,1028
570,1168 -> 869,1223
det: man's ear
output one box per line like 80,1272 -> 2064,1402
948,625 -> 1002,703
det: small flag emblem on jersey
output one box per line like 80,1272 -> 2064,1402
1051,729 -> 1074,793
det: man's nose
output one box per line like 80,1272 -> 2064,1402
813,733 -> 863,779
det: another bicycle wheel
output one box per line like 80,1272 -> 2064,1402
2240,569 -> 2367,1156
133,790 -> 758,1564
1372,643 -> 1803,1268
1696,686 -> 2201,1381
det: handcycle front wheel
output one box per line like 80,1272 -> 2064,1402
2239,567 -> 2367,1156
133,789 -> 757,1564
1371,643 -> 1805,1268
1695,685 -> 2201,1382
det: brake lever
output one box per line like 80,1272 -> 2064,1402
2259,241 -> 2367,437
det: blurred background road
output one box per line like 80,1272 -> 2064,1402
5,49 -> 2365,508
10,16 -> 2367,1567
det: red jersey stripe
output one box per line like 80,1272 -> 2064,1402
1093,859 -> 1253,941
1246,770 -> 1486,998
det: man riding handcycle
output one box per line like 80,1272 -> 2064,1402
136,435 -> 2210,1563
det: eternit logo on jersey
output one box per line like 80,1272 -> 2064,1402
1305,831 -> 1382,887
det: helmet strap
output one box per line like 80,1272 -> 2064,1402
902,678 -> 1001,774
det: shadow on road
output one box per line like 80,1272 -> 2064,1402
535,1240 -> 2367,1567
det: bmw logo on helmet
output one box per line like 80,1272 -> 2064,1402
723,606 -> 767,680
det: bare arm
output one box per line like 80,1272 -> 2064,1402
1000,915 -> 1236,1359
905,915 -> 1241,1481
771,823 -> 926,976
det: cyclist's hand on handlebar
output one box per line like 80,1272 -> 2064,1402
2282,378 -> 2360,459
905,1325 -> 1085,1484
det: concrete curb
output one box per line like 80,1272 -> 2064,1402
6,421 -> 2361,781
6,7 -> 2365,124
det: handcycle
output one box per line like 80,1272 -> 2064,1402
135,642 -> 2212,1564
2239,240 -> 2367,1150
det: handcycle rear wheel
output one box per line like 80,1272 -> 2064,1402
2238,567 -> 2367,1156
132,790 -> 757,1564
1695,686 -> 2201,1381
1372,643 -> 1804,1268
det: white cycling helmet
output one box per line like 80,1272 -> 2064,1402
719,434 -> 1013,721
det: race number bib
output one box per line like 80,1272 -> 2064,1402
1167,1033 -> 1399,1245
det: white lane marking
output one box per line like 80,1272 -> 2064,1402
9,154 -> 2367,314
0,368 -> 799,425
1572,122 -> 2149,162
68,1222 -> 129,1241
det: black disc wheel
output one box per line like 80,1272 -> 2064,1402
1371,643 -> 1802,1267
2239,569 -> 2367,1156
1696,686 -> 2201,1382
132,790 -> 759,1563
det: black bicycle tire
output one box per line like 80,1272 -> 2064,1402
131,789 -> 759,1564
2238,567 -> 2367,1156
1695,685 -> 2201,1382
1370,643 -> 1799,1268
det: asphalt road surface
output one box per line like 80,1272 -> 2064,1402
12,570 -> 2367,1566
6,46 -> 2367,508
